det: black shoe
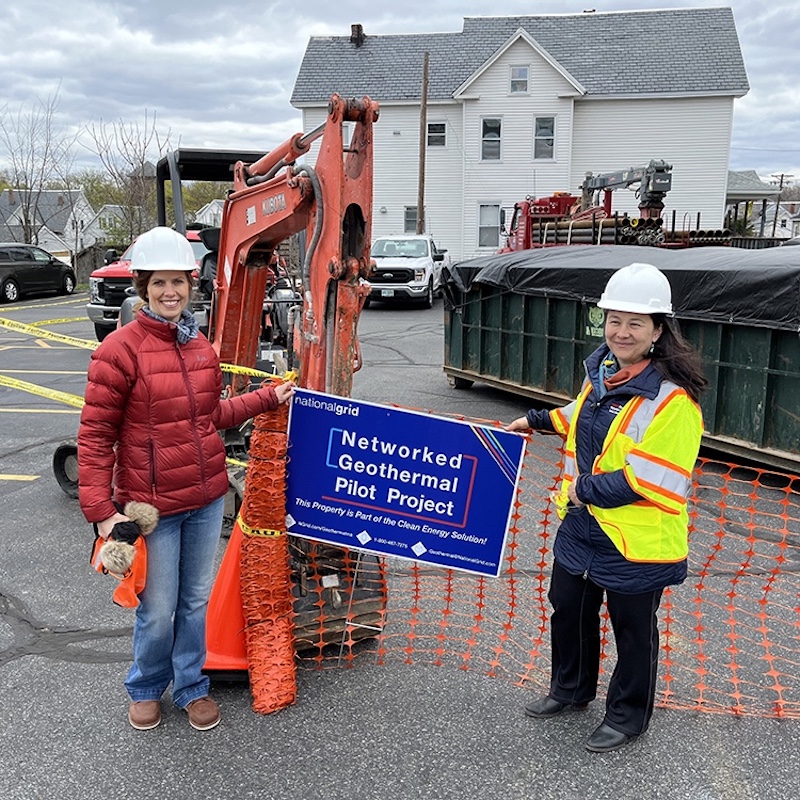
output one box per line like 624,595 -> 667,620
585,723 -> 638,753
524,696 -> 587,719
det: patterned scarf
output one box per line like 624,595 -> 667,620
598,353 -> 651,397
142,306 -> 199,345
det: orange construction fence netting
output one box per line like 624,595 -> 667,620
236,403 -> 800,719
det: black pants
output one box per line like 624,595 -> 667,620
547,560 -> 663,735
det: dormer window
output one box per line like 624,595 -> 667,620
510,66 -> 529,94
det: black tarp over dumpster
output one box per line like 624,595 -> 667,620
443,245 -> 800,331
442,245 -> 800,472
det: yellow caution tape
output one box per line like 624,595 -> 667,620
238,517 -> 284,538
221,363 -> 273,378
30,317 -> 87,326
0,317 -> 98,350
0,374 -> 86,409
226,457 -> 249,468
0,317 -> 298,386
219,365 -> 299,381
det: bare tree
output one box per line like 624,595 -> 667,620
0,91 -> 77,244
82,111 -> 171,243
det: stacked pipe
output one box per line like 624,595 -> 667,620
532,216 -> 665,246
664,229 -> 733,247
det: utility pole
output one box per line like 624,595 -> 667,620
771,173 -> 794,237
417,52 -> 429,235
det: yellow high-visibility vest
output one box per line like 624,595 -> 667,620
550,379 -> 703,563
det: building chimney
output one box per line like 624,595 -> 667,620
350,23 -> 365,48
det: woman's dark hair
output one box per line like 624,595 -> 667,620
131,270 -> 193,301
650,314 -> 708,403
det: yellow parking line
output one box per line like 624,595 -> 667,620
2,369 -> 86,375
0,408 -> 81,414
1,298 -> 87,312
0,474 -> 39,481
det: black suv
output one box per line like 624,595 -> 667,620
0,243 -> 76,302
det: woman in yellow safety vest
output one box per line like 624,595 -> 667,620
505,262 -> 706,753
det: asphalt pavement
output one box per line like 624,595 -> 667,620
0,293 -> 798,800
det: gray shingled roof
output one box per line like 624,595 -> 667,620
291,8 -> 749,105
0,189 -> 85,234
727,170 -> 781,201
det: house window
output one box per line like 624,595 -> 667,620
427,122 -> 446,147
343,122 -> 354,148
481,118 -> 502,161
404,206 -> 418,233
478,204 -> 500,247
534,116 -> 555,160
510,66 -> 529,94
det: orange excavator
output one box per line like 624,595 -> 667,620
52,95 -> 386,688
156,95 -> 386,676
204,94 -> 377,393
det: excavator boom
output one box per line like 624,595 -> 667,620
208,94 -> 379,395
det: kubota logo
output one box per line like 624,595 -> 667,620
262,193 -> 287,216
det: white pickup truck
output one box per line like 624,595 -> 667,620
367,234 -> 451,307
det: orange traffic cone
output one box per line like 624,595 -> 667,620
205,519 -> 249,672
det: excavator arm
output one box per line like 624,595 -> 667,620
207,93 -> 379,396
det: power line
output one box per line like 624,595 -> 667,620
731,145 -> 800,152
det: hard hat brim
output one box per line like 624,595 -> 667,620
597,299 -> 673,315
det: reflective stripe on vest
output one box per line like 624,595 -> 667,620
615,382 -> 693,505
557,378 -> 701,562
550,383 -> 590,437
551,383 -> 591,484
625,451 -> 691,504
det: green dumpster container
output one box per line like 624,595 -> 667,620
443,245 -> 800,473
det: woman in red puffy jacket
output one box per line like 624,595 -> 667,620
78,227 -> 294,732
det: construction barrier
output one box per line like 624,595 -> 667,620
237,394 -> 297,714
256,413 -> 800,720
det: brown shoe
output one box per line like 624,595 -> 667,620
128,700 -> 161,730
186,696 -> 220,731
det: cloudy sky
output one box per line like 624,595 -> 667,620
1,0 -> 798,183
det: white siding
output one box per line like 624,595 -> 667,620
298,45 -> 738,260
571,97 -> 734,229
301,103 -> 465,258
459,39 -> 577,257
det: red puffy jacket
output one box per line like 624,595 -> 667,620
78,311 -> 278,524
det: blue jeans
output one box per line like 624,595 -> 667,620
125,496 -> 224,709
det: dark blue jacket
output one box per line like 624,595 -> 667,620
527,345 -> 688,594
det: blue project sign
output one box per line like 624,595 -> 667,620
285,389 -> 525,577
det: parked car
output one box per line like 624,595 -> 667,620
0,243 -> 76,303
86,230 -> 209,341
367,234 -> 450,308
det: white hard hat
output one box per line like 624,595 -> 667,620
597,262 -> 673,315
128,227 -> 196,273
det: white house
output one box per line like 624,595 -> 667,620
81,204 -> 131,249
195,199 -> 225,227
750,201 -> 800,239
0,188 -> 95,259
291,9 -> 749,260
